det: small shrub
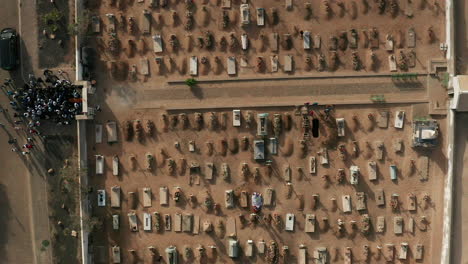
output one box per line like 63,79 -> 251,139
185,78 -> 197,87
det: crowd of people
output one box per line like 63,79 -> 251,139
1,70 -> 83,155
4,70 -> 83,126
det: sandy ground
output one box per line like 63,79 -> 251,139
84,1 -> 450,263
89,0 -> 446,85
89,103 -> 447,263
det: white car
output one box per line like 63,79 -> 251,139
97,189 -> 106,207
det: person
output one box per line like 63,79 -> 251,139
21,151 -> 30,155
11,147 -> 17,152
23,144 -> 34,149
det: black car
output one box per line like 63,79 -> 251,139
0,28 -> 19,70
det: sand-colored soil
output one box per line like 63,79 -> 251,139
90,103 -> 446,263
88,0 -> 446,85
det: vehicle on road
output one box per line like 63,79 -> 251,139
0,28 -> 18,70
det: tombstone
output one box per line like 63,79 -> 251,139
389,55 -> 397,71
407,194 -> 417,211
143,187 -> 152,207
394,217 -> 403,235
284,165 -> 292,182
368,161 -> 377,180
375,141 -> 384,160
270,33 -> 279,52
407,28 -> 416,48
393,139 -> 403,153
314,247 -> 328,264
111,246 -> 121,263
376,189 -> 385,206
257,240 -> 266,254
320,148 -> 329,165
313,35 -> 321,49
285,213 -> 295,231
342,195 -> 351,213
376,216 -> 385,233
245,240 -> 254,257
225,190 -> 234,208
415,244 -> 424,260
128,212 -> 138,231
377,112 -> 389,128
309,156 -> 316,174
193,215 -> 200,234
227,217 -> 237,237
355,192 -> 366,211
240,191 -> 248,208
408,217 -> 414,233
143,212 -> 152,231
257,8 -> 265,26
160,187 -> 168,206
298,245 -> 307,264
205,163 -> 214,180
141,10 -> 151,34
222,0 -> 231,8
303,31 -> 311,49
189,56 -> 198,76
305,214 -> 316,233
270,55 -> 278,72
182,213 -> 193,232
399,243 -> 408,260
419,156 -> 429,181
264,188 -> 274,206
95,124 -> 103,143
164,214 -> 171,231
394,110 -> 405,128
385,244 -> 394,261
92,16 -> 101,33
174,213 -> 182,232
284,55 -> 293,72
140,58 -> 149,76
111,186 -> 121,208
385,34 -> 394,51
227,56 -> 237,75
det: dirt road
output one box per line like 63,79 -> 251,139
0,0 -> 52,263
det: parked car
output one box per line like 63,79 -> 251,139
0,28 -> 18,70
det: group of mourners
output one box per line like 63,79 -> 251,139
4,69 -> 83,126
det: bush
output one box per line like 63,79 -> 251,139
185,78 -> 197,87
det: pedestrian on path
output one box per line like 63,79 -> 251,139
11,147 -> 17,152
